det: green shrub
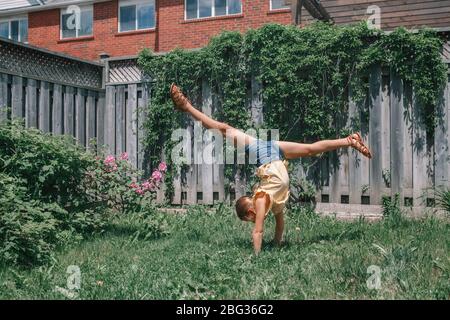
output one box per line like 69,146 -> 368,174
0,174 -> 59,265
0,122 -> 95,208
435,188 -> 450,214
382,194 -> 404,227
0,122 -> 166,266
83,153 -> 167,215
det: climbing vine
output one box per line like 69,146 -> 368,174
138,22 -> 447,201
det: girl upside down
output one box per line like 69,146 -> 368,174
170,84 -> 372,254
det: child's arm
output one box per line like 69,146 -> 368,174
252,195 -> 268,255
274,213 -> 284,246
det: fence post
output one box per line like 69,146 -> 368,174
115,85 -> 125,155
186,120 -> 196,205
64,86 -> 75,137
434,76 -> 449,188
86,90 -> 96,149
390,71 -> 405,202
12,76 -> 23,119
104,85 -> 116,155
25,79 -> 37,128
348,87 -> 360,204
97,91 -> 105,148
52,84 -> 63,135
212,87 -> 225,203
0,74 -> 7,123
39,81 -> 50,132
369,65 -> 383,205
75,88 -> 86,147
138,84 -> 149,171
201,79 -> 214,205
412,92 -> 429,207
126,84 -> 138,167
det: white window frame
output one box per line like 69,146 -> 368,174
184,0 -> 242,20
118,0 -> 156,33
269,0 -> 290,11
0,16 -> 28,43
60,4 -> 93,39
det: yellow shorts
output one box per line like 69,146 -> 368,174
252,160 -> 290,217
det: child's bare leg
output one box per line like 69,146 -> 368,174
170,84 -> 254,146
278,138 -> 352,159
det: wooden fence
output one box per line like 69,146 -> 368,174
1,38 -> 450,213
0,73 -> 105,147
157,69 -> 450,212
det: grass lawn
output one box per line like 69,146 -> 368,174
0,205 -> 448,300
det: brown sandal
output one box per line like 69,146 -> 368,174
170,83 -> 191,112
348,133 -> 372,159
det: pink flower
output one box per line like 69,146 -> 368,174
135,188 -> 145,195
120,152 -> 129,161
158,162 -> 167,173
141,180 -> 155,192
104,155 -> 115,165
104,155 -> 117,172
129,182 -> 139,189
151,170 -> 163,183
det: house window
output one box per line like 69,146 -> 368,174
0,17 -> 28,43
270,0 -> 289,10
185,0 -> 242,20
119,0 -> 156,32
61,5 -> 93,39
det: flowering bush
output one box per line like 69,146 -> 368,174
0,123 -> 167,266
84,153 -> 167,215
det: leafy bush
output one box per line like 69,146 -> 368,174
290,176 -> 317,204
0,174 -> 60,265
435,188 -> 450,214
0,122 -> 95,208
382,194 -> 404,227
0,123 -> 166,266
83,153 -> 167,215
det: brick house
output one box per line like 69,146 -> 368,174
0,0 -> 449,61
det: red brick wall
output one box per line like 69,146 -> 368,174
157,0 -> 292,52
27,0 -> 292,61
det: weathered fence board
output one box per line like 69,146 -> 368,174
213,89 -> 225,203
97,91 -> 105,147
412,93 -> 429,206
115,85 -> 126,155
137,84 -> 149,171
126,84 -> 138,167
348,87 -> 363,204
0,74 -> 7,122
390,72 -> 405,200
52,84 -> 63,135
12,76 -> 23,119
25,79 -> 37,128
86,90 -> 96,148
403,83 -> 414,199
201,79 -> 214,204
64,86 -> 75,136
75,88 -> 86,147
186,121 -> 196,205
369,65 -> 384,205
104,86 -> 116,155
435,77 -> 449,187
38,81 -> 50,132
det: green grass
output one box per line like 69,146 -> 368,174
0,205 -> 449,300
